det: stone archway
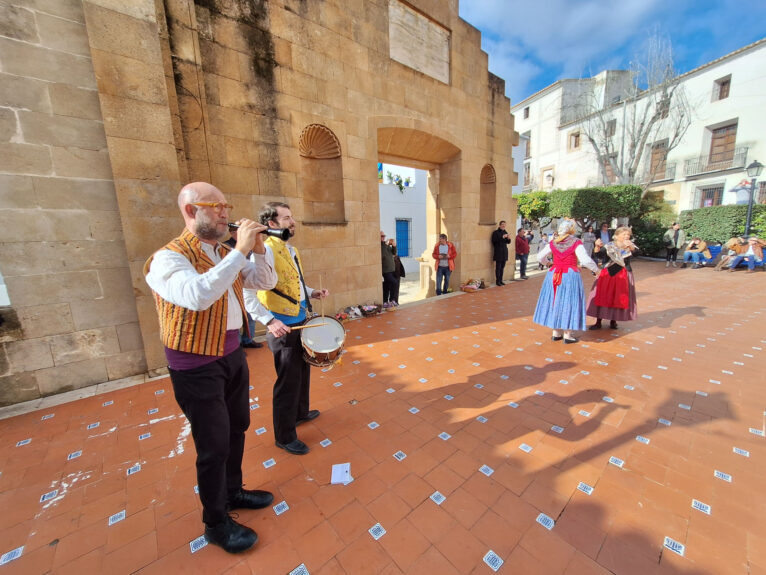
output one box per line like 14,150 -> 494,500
372,118 -> 464,297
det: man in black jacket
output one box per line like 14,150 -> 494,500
491,221 -> 511,286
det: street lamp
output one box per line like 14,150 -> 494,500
745,160 -> 763,238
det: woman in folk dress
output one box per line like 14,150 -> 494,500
587,226 -> 638,330
533,220 -> 599,344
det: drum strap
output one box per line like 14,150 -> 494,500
294,254 -> 313,313
270,287 -> 299,305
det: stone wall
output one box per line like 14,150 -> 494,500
0,0 -> 147,405
0,0 -> 518,404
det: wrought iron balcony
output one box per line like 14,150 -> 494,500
641,162 -> 677,183
683,147 -> 748,177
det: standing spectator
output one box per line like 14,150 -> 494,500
515,228 -> 530,280
380,231 -> 397,307
596,223 -> 612,267
727,237 -> 766,273
390,253 -> 405,305
432,233 -> 457,295
662,222 -> 686,268
533,220 -> 598,343
491,220 -> 511,285
681,237 -> 711,268
581,225 -> 596,258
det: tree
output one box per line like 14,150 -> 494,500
548,185 -> 643,231
571,32 -> 692,189
516,191 -> 551,230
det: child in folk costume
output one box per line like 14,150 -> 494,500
533,220 -> 599,344
587,226 -> 638,330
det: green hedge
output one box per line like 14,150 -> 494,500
679,204 -> 766,244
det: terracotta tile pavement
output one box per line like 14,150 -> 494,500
0,261 -> 765,574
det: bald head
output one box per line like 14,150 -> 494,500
178,182 -> 230,244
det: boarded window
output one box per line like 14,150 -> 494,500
479,164 -> 496,224
299,124 -> 345,223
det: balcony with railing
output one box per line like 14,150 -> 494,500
640,162 -> 677,184
683,147 -> 748,177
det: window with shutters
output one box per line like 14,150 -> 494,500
713,75 -> 731,101
522,132 -> 531,158
708,124 -> 737,168
759,182 -> 766,204
649,140 -> 668,181
523,162 -> 531,187
568,131 -> 581,151
606,119 -> 616,137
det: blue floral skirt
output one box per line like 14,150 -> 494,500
533,269 -> 587,331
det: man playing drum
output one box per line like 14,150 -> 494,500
245,202 -> 329,456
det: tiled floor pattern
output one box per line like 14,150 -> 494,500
1,261 -> 764,575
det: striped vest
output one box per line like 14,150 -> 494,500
145,228 -> 247,356
257,237 -> 304,316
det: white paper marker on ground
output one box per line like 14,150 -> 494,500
331,463 -> 353,485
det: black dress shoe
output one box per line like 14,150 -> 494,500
588,323 -> 602,330
563,337 -> 579,344
204,515 -> 258,554
242,341 -> 263,348
609,321 -> 618,329
275,439 -> 309,455
228,488 -> 274,510
296,409 -> 320,426
551,336 -> 564,341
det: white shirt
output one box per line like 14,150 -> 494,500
536,242 -> 599,274
245,242 -> 314,325
145,242 -> 277,331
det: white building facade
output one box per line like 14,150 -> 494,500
378,165 -> 428,274
511,38 -> 766,212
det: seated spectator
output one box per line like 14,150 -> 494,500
681,237 -> 711,269
727,237 -> 766,273
715,237 -> 748,271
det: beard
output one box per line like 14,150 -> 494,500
194,213 -> 225,241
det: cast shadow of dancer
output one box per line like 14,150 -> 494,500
585,305 -> 708,340
539,388 -> 734,475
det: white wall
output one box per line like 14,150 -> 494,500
510,39 -> 766,214
379,166 -> 428,274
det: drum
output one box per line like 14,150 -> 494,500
300,316 -> 347,368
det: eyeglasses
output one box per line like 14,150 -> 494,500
191,202 -> 233,213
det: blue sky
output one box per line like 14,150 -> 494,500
458,0 -> 766,106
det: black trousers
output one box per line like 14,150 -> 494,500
169,348 -> 250,526
666,247 -> 679,262
494,260 -> 506,284
266,329 -> 310,445
382,272 -> 397,302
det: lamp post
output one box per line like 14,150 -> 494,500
745,160 -> 763,238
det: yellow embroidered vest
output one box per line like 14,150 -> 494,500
257,237 -> 304,317
143,228 -> 247,356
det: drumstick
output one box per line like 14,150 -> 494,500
290,323 -> 328,330
320,276 -> 325,317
